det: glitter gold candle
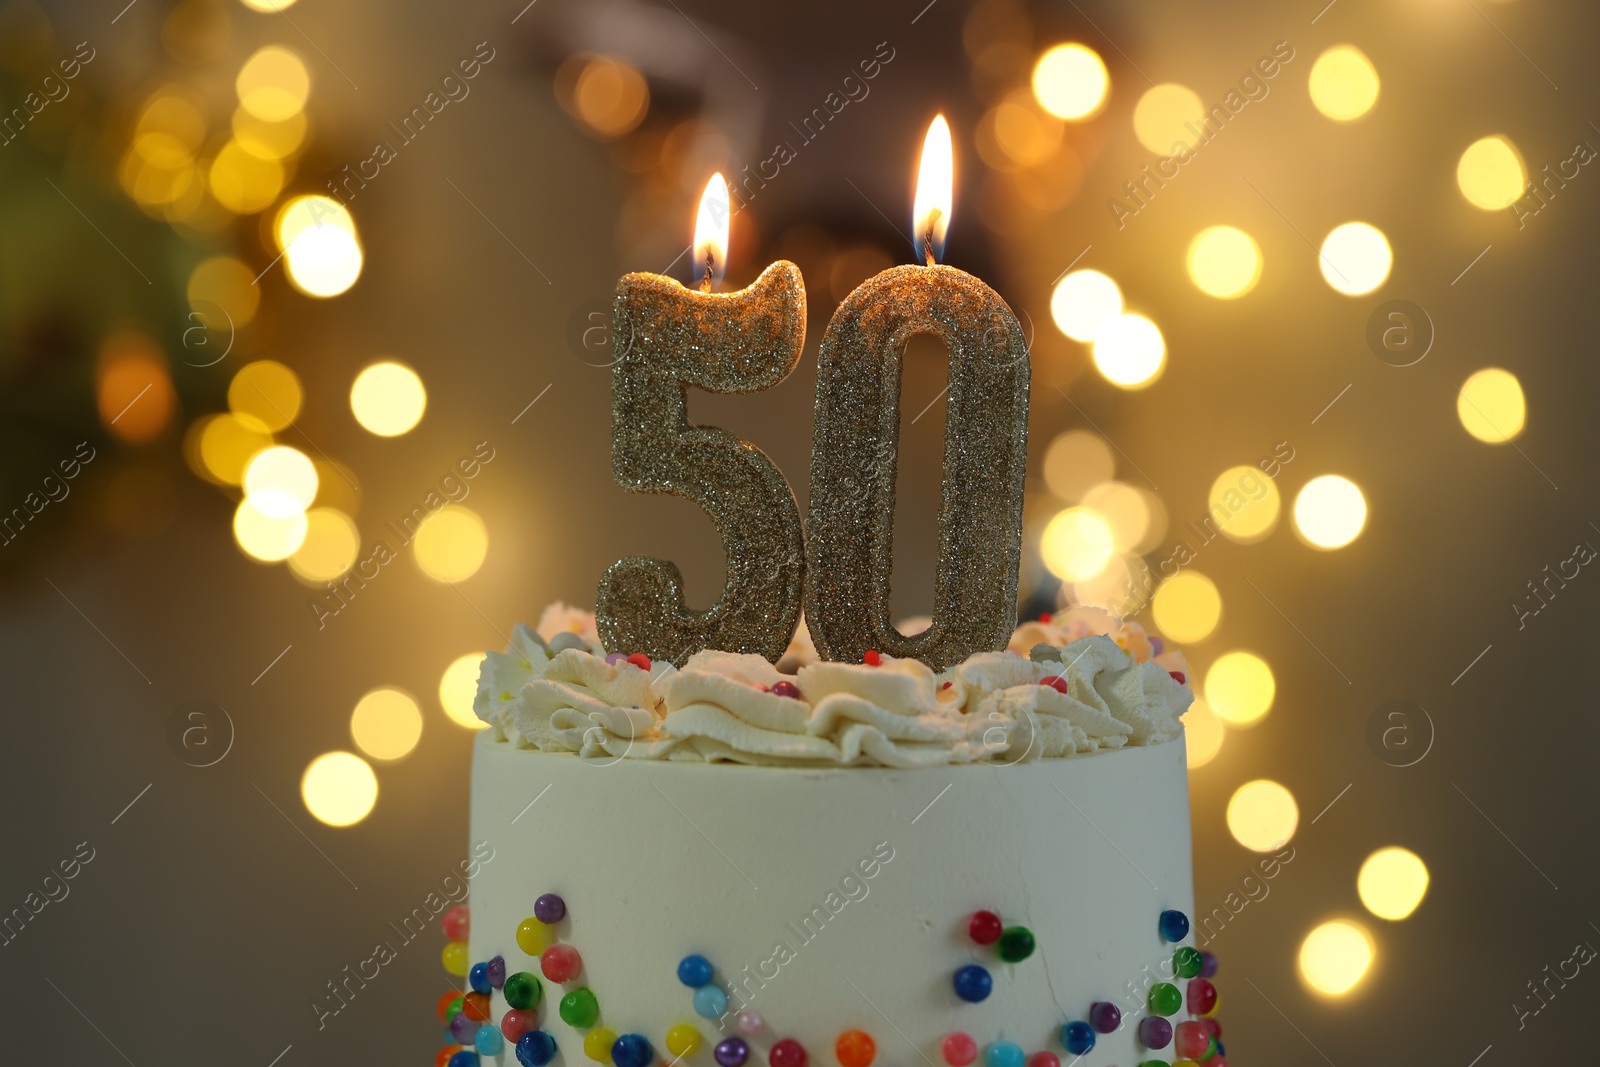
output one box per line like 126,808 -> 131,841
806,116 -> 1030,670
597,174 -> 808,666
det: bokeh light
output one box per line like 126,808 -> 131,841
440,653 -> 490,730
1186,226 -> 1262,299
1299,920 -> 1374,995
243,445 -> 318,518
1080,482 -> 1150,551
350,361 -> 427,436
1457,367 -> 1526,443
301,751 -> 378,827
1184,700 -> 1226,769
1457,136 -> 1526,210
187,255 -> 261,327
239,0 -> 299,11
570,55 -> 649,137
289,508 -> 361,582
1041,507 -> 1115,582
1092,313 -> 1165,388
233,498 -> 308,561
350,687 -> 424,761
1032,43 -> 1109,120
1050,269 -> 1123,342
1151,572 -> 1222,644
1132,83 -> 1205,155
1308,46 -> 1380,121
1293,475 -> 1367,549
987,91 -> 1063,169
134,90 -> 206,168
276,195 -> 363,297
194,414 -> 273,485
1319,222 -> 1391,296
208,140 -> 285,213
236,45 -> 310,122
97,332 -> 175,443
1358,847 -> 1430,920
276,193 -> 357,247
1226,779 -> 1299,851
1208,465 -> 1282,543
1205,651 -> 1275,726
1042,430 -> 1115,502
229,360 -> 302,431
233,106 -> 308,159
413,506 -> 489,582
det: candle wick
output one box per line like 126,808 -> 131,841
922,208 -> 942,267
700,249 -> 715,293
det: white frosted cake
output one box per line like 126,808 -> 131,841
430,606 -> 1227,1067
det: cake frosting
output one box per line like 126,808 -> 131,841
473,605 -> 1194,769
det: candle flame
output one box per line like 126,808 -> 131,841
912,115 -> 953,264
693,173 -> 731,290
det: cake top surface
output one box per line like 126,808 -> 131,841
474,604 -> 1194,769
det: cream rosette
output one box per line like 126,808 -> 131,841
474,623 -> 553,739
509,650 -> 681,760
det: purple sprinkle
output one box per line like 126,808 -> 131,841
1138,1016 -> 1172,1050
1149,636 -> 1164,655
449,1010 -> 479,1044
605,652 -> 627,666
770,680 -> 801,699
1089,1001 -> 1121,1034
534,893 -> 566,924
714,1037 -> 750,1067
486,955 -> 507,989
1200,950 -> 1219,978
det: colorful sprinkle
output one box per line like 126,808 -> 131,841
770,1038 -> 808,1067
1138,1017 -> 1172,1050
737,1011 -> 765,1035
534,893 -> 567,924
436,1048 -> 459,1067
1159,910 -> 1190,943
437,991 -> 461,1022
996,926 -> 1036,963
715,1037 -> 751,1067
984,1041 -> 1024,1067
1088,1001 -> 1121,1033
469,962 -> 492,995
517,918 -> 554,955
1039,612 -> 1053,624
678,954 -> 714,988
771,681 -> 801,699
1198,1019 -> 1222,1039
1187,978 -> 1220,1017
605,653 -> 627,666
477,1026 -> 506,1057
1026,1053 -> 1058,1067
1174,1022 -> 1210,1060
442,941 -> 470,976
442,905 -> 470,941
1059,1022 -> 1094,1056
516,1030 -> 558,1067
448,1051 -> 480,1067
450,1012 -> 480,1044
666,1024 -> 702,1058
1173,946 -> 1203,979
1148,636 -> 1163,654
1148,982 -> 1181,1016
445,995 -> 465,1023
863,650 -> 882,666
942,1033 -> 978,1067
952,964 -> 993,1002
611,1034 -> 654,1067
462,992 -> 491,1022
693,985 -> 729,1019
1168,671 -> 1186,685
501,1009 -> 539,1043
1200,951 -> 1219,978
836,1030 -> 876,1067
1038,676 -> 1068,694
560,987 -> 601,1028
585,1023 -> 614,1062
968,910 -> 1003,945
627,653 -> 652,671
504,972 -> 543,1011
543,945 -> 583,983
487,956 -> 507,989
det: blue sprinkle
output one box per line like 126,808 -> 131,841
449,1051 -> 481,1067
469,961 -> 492,995
1060,1022 -> 1095,1056
952,964 -> 993,1003
984,1042 -> 1024,1067
516,1031 -> 558,1067
1159,909 -> 1190,943
613,1034 -> 655,1067
678,954 -> 714,988
694,984 -> 729,1019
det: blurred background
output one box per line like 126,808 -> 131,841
2,0 -> 1595,1061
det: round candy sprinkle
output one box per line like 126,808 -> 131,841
1059,1022 -> 1094,1056
534,893 -> 567,924
627,653 -> 653,671
1174,1022 -> 1210,1060
442,905 -> 470,941
1148,636 -> 1163,654
984,1041 -> 1024,1067
543,944 -> 583,983
1148,982 -> 1181,1016
1138,1017 -> 1172,1050
443,941 -> 470,976
1038,676 -> 1068,694
1199,1018 -> 1223,1039
450,1012 -> 480,1044
605,653 -> 627,666
1026,1053 -> 1058,1067
501,1009 -> 539,1043
997,926 -> 1036,963
436,1048 -> 458,1067
715,1037 -> 750,1067
478,1026 -> 506,1057
678,954 -> 714,988
666,1024 -> 702,1059
968,910 -> 1003,945
448,1051 -> 480,1067
446,995 -> 465,1023
942,1033 -> 977,1067
1199,950 -> 1219,978
1169,671 -> 1186,685
516,1030 -> 558,1067
587,1028 -> 620,1063
737,1011 -> 764,1035
462,992 -> 491,1022
952,964 -> 993,1003
1187,978 -> 1220,1017
771,681 -> 801,699
770,1038 -> 807,1067
693,985 -> 728,1019
1089,1001 -> 1121,1034
863,650 -> 882,666
1159,910 -> 1190,943
612,1033 -> 654,1067
504,972 -> 543,1011
437,991 -> 461,1022
560,987 -> 601,1028
1173,946 -> 1204,979
469,962 -> 492,995
836,1030 -> 875,1067
517,918 -> 553,956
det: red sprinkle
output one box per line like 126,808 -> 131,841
626,652 -> 652,671
1169,670 -> 1186,685
940,681 -> 953,691
1039,612 -> 1053,624
863,650 -> 882,666
1038,675 -> 1068,694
